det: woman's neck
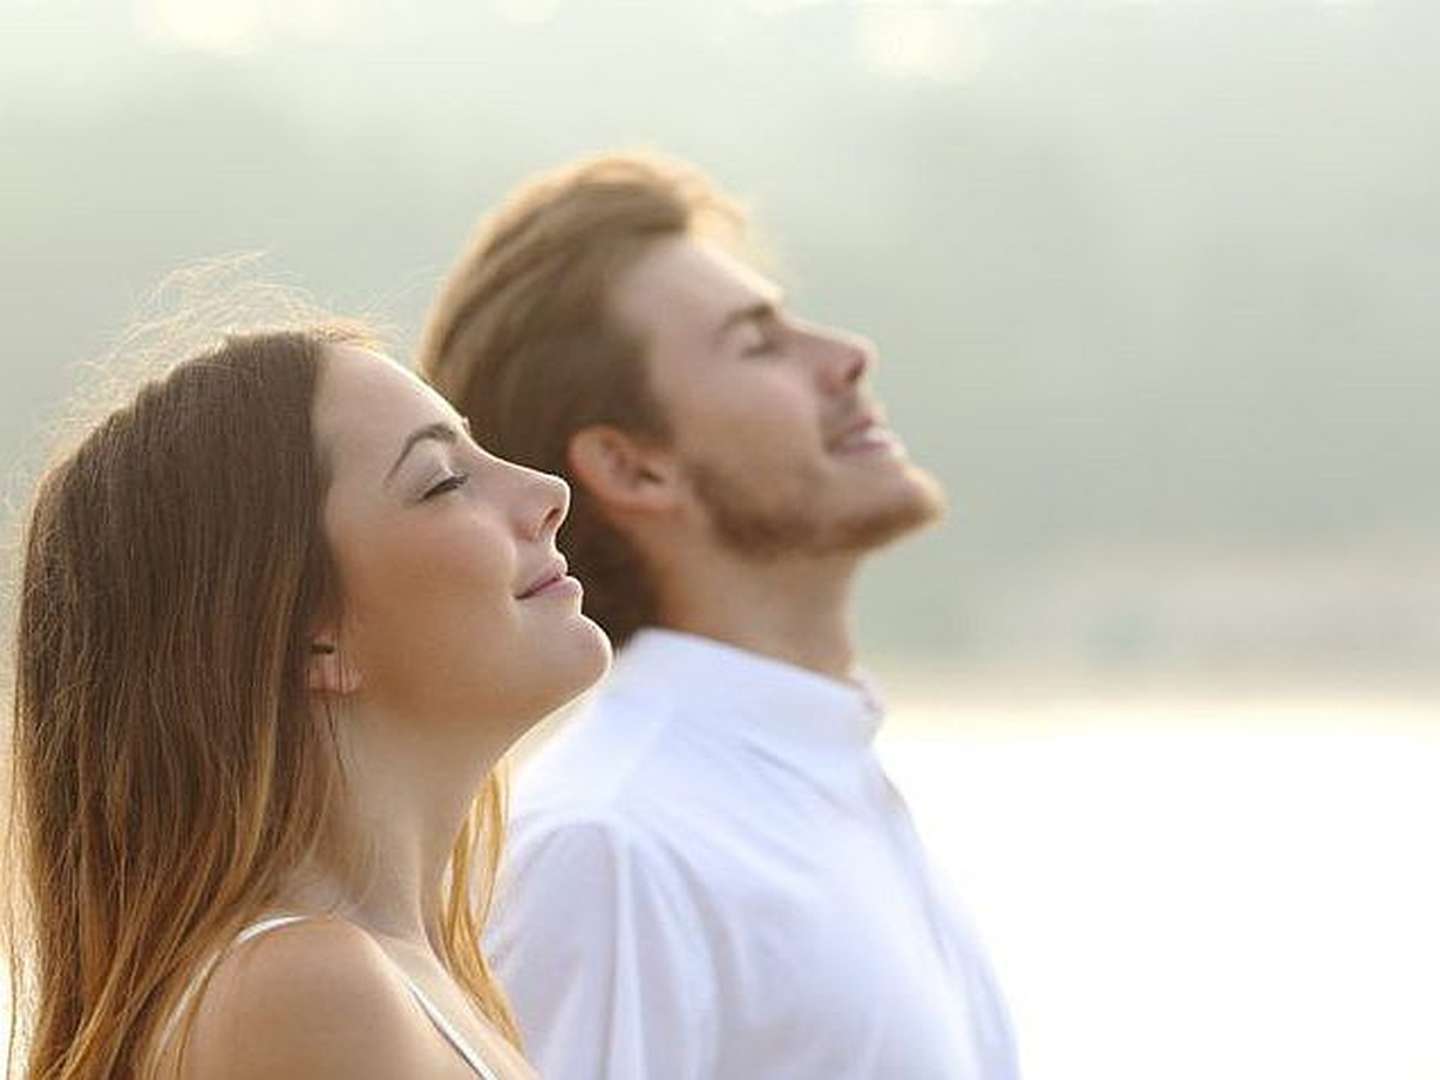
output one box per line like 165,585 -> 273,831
280,697 -> 504,948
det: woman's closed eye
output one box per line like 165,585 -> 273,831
422,472 -> 470,500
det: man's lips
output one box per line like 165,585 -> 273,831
517,556 -> 570,599
827,413 -> 881,450
827,412 -> 900,454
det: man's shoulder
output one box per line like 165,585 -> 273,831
491,785 -> 710,947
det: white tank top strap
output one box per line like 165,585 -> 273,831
234,913 -> 312,945
403,979 -> 503,1080
226,914 -> 501,1079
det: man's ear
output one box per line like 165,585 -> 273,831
567,425 -> 681,515
305,638 -> 363,697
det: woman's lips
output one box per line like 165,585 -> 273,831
525,574 -> 582,600
518,557 -> 571,599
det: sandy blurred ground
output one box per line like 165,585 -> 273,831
881,696 -> 1440,1080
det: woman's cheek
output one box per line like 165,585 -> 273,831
417,515 -> 516,611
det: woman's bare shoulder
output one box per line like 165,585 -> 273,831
179,917 -> 465,1079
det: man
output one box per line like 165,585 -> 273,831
420,153 -> 1018,1079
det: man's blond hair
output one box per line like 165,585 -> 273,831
419,152 -> 743,646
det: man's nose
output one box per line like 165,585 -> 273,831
813,325 -> 875,393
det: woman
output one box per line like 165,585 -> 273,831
7,325 -> 611,1077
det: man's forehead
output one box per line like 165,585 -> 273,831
615,236 -> 780,328
686,239 -> 781,305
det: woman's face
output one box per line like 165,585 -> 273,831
312,345 -> 610,737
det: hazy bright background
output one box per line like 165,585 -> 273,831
2,1 -> 1437,1076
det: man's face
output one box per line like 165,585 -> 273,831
608,236 -> 945,560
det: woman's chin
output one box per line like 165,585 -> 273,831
526,619 -> 613,720
564,616 -> 614,696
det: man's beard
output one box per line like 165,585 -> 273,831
686,457 -> 946,562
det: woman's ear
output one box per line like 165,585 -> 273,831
306,639 -> 363,696
567,424 -> 680,515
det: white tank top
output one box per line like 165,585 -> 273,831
169,914 -> 502,1079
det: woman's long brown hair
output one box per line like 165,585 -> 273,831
6,328 -> 517,1078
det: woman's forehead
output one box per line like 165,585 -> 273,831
314,347 -> 461,479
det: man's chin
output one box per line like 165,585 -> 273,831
822,464 -> 947,556
690,457 -> 946,561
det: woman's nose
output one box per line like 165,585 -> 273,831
523,468 -> 570,542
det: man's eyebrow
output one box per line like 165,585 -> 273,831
384,421 -> 460,484
713,296 -> 784,344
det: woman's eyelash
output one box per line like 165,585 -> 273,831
422,473 -> 470,500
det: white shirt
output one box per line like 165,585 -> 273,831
488,629 -> 1019,1080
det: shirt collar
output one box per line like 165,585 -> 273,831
605,627 -> 886,755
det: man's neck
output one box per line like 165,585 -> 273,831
656,551 -> 860,680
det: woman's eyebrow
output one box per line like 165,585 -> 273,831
384,421 -> 460,484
